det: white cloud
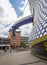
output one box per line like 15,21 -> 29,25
19,23 -> 33,37
0,0 -> 33,38
0,0 -> 18,38
18,0 -> 31,20
19,0 -> 33,37
0,0 -> 18,22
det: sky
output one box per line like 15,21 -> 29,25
0,0 -> 33,38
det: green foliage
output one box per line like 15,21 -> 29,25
20,42 -> 27,48
12,45 -> 16,49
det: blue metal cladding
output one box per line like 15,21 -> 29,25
12,16 -> 33,31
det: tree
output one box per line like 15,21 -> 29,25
20,42 -> 27,48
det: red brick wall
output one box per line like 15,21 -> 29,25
9,32 -> 13,46
16,32 -> 21,47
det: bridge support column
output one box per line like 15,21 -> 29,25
16,30 -> 21,48
9,30 -> 13,51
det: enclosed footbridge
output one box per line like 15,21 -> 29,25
12,15 -> 33,32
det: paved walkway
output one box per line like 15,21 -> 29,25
0,51 -> 47,65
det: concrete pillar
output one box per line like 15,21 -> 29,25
1,46 -> 2,50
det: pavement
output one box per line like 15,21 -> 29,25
0,50 -> 47,65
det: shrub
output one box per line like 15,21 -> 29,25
12,45 -> 16,49
20,42 -> 26,48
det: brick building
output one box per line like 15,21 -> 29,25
9,30 -> 29,48
20,36 -> 29,43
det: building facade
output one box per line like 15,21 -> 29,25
9,30 -> 29,47
28,0 -> 47,59
20,36 -> 29,44
15,31 -> 21,47
0,38 -> 10,50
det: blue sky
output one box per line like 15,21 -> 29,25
10,0 -> 25,17
0,0 -> 32,38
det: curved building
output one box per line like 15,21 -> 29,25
28,0 -> 47,60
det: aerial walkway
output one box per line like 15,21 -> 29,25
12,15 -> 33,31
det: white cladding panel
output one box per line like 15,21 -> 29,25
28,0 -> 47,43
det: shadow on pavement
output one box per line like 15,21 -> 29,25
20,60 -> 41,65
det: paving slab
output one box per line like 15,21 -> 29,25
0,51 -> 47,65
